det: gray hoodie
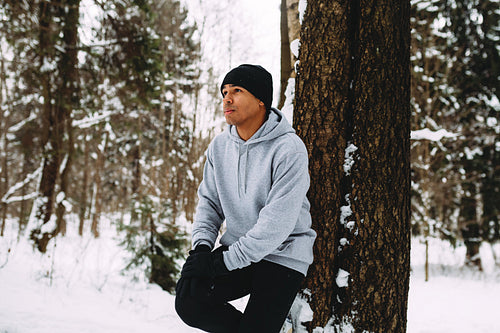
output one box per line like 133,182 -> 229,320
192,108 -> 316,276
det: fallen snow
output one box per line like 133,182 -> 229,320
1,219 -> 499,333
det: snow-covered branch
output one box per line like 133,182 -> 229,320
411,128 -> 458,141
1,166 -> 42,203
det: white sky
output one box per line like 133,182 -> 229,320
182,0 -> 282,106
240,0 -> 282,104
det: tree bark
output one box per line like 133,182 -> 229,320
294,0 -> 411,331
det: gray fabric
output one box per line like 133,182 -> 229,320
192,108 -> 316,276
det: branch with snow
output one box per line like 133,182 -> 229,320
1,166 -> 42,204
411,128 -> 458,141
73,111 -> 114,129
7,112 -> 38,133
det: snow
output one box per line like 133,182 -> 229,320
407,271 -> 500,333
0,217 -> 201,333
286,292 -> 314,333
343,143 -> 358,175
411,128 -> 458,141
290,39 -> 301,58
335,269 -> 350,288
1,218 -> 499,333
298,0 -> 308,24
281,78 -> 296,124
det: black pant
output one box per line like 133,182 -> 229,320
175,257 -> 304,333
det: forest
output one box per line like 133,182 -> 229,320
0,0 -> 499,332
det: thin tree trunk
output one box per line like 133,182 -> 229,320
0,56 -> 7,237
91,130 -> 108,238
278,0 -> 291,109
425,239 -> 429,282
79,133 -> 90,236
32,0 -> 80,252
0,107 -> 7,238
286,0 -> 301,48
19,156 -> 28,236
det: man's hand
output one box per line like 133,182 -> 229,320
189,244 -> 211,256
176,244 -> 214,298
181,249 -> 229,279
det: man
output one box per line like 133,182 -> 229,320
175,64 -> 316,333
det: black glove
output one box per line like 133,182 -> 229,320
176,245 -> 212,298
180,249 -> 229,279
189,244 -> 211,255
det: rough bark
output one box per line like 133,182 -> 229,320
294,0 -> 411,331
294,0 -> 351,327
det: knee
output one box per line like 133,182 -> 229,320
175,295 -> 201,327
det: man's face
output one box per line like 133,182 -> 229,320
222,84 -> 265,129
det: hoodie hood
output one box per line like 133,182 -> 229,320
228,108 -> 295,144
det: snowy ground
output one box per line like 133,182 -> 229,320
1,218 -> 499,333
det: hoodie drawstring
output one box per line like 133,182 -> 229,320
238,144 -> 248,197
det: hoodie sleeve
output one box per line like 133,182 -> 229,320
223,142 -> 310,270
191,144 -> 225,249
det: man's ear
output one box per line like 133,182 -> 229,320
258,101 -> 265,106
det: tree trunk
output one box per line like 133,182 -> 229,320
31,0 -> 80,252
79,133 -> 90,236
31,0 -> 59,252
461,222 -> 482,270
294,0 -> 411,331
0,56 -> 7,237
91,130 -> 108,238
0,112 -> 8,238
278,0 -> 291,109
19,156 -> 28,236
286,0 -> 301,47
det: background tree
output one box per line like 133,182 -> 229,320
445,0 -> 500,269
410,0 -> 460,280
409,0 -> 500,271
278,0 -> 300,109
0,0 -> 206,289
294,0 -> 411,331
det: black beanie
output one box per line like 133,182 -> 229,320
220,64 -> 273,110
